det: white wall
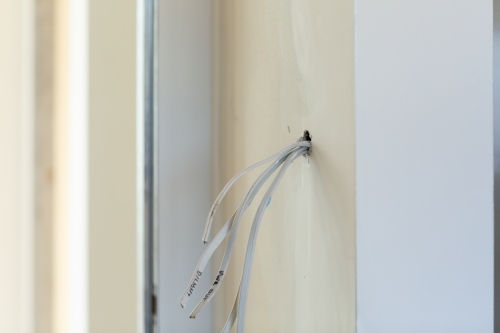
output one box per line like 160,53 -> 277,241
356,1 -> 494,332
157,0 -> 213,332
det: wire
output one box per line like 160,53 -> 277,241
178,212 -> 234,308
187,149 -> 298,317
179,133 -> 311,333
236,147 -> 308,333
180,148 -> 300,309
189,143 -> 310,318
216,147 -> 309,333
202,141 -> 312,243
221,286 -> 239,333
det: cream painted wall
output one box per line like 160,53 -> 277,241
88,0 -> 138,332
52,0 -> 139,332
53,0 -> 70,330
53,0 -> 88,331
213,1 -> 356,332
0,0 -> 35,332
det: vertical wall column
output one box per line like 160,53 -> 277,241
0,0 -> 35,331
53,0 -> 89,331
213,1 -> 356,332
53,0 -> 140,332
34,0 -> 55,332
87,0 -> 138,332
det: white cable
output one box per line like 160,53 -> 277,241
236,147 -> 308,333
187,151 -> 296,316
215,148 -> 308,333
180,150 -> 295,309
202,141 -> 312,243
178,212 -> 234,308
221,286 -> 239,333
189,142 -> 311,318
180,132 -> 311,332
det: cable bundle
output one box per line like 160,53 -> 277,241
179,130 -> 312,333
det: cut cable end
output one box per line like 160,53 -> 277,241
298,130 -> 312,156
202,224 -> 212,244
202,234 -> 209,244
301,130 -> 312,142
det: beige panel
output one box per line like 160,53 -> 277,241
52,0 -> 139,331
87,0 -> 138,332
0,0 -> 35,331
52,0 -> 69,331
213,0 -> 355,332
34,0 -> 55,332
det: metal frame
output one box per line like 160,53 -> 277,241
495,0 -> 500,330
143,0 -> 157,331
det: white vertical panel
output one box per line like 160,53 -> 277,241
54,0 -> 139,331
68,0 -> 88,332
157,0 -> 213,332
356,1 -> 493,332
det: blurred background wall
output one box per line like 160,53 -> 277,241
0,0 -> 140,332
0,0 -> 35,332
1,0 -> 496,332
156,0 -> 214,331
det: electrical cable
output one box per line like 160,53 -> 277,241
187,148 -> 298,316
202,141 -> 311,243
215,147 -> 309,333
189,143 -> 310,318
180,131 -> 311,333
180,147 -> 302,309
220,286 -> 239,333
236,147 -> 308,333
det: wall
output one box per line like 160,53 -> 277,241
157,0 -> 214,331
356,0 -> 493,331
88,0 -> 138,332
213,0 -> 493,332
52,0 -> 139,332
0,1 -> 139,331
156,0 -> 493,331
34,0 -> 56,331
0,0 -> 35,331
213,1 -> 356,332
